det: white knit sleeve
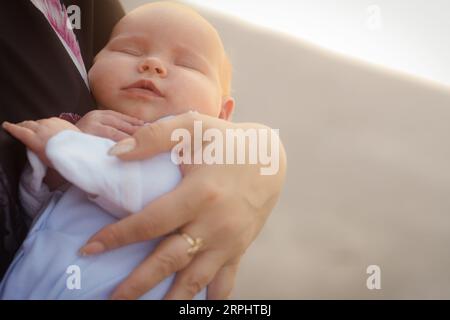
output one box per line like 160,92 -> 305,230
19,150 -> 54,219
45,130 -> 181,219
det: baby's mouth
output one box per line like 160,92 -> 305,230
122,79 -> 163,98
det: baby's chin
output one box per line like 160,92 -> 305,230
99,102 -> 174,124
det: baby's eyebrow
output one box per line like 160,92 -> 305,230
173,45 -> 210,65
108,34 -> 148,46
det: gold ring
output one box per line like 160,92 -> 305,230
180,233 -> 204,256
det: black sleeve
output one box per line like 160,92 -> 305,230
0,0 -> 124,278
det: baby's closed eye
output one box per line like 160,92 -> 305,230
174,57 -> 206,73
116,47 -> 143,56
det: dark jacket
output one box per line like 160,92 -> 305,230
0,0 -> 125,278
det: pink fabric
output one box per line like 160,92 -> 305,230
59,112 -> 82,124
30,0 -> 86,75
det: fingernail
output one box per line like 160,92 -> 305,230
108,138 -> 136,156
79,241 -> 105,256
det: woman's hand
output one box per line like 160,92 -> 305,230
75,110 -> 144,141
2,118 -> 80,166
79,112 -> 287,300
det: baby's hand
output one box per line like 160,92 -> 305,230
75,110 -> 144,142
2,117 -> 80,167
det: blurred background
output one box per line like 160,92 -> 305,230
120,0 -> 450,299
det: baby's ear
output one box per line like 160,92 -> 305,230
219,97 -> 235,121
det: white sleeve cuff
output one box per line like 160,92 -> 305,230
19,150 -> 52,219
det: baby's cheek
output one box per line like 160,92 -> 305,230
173,82 -> 221,116
88,67 -> 102,96
89,58 -> 117,88
194,89 -> 223,116
89,69 -> 116,106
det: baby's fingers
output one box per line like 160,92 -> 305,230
2,121 -> 39,148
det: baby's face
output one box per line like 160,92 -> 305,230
88,3 -> 233,122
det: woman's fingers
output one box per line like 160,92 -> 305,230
110,232 -> 199,300
79,174 -> 213,255
2,121 -> 38,147
16,120 -> 40,131
76,110 -> 144,140
101,114 -> 143,136
98,125 -> 131,142
107,119 -> 178,159
109,111 -> 220,160
163,250 -> 227,300
207,256 -> 241,300
103,110 -> 145,126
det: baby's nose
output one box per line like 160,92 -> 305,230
138,57 -> 167,77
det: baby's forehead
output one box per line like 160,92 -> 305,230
111,3 -> 225,62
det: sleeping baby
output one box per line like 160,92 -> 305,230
0,1 -> 234,299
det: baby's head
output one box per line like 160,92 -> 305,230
88,1 -> 234,123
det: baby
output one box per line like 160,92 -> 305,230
0,2 -> 234,299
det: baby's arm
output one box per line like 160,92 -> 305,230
44,130 -> 181,218
3,118 -> 80,218
41,110 -> 143,190
2,118 -> 81,166
3,118 -> 181,219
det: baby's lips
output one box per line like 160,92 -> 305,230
123,78 -> 163,97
